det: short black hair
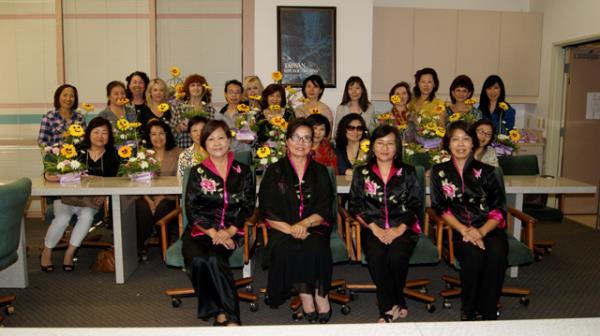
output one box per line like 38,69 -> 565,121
470,119 -> 496,149
187,115 -> 208,133
144,119 -> 177,150
302,75 -> 325,100
224,79 -> 243,93
53,84 -> 79,110
413,67 -> 439,101
443,121 -> 479,152
335,114 -> 368,150
200,120 -> 232,150
285,118 -> 314,141
449,75 -> 474,104
307,113 -> 331,138
366,125 -> 403,168
261,84 -> 287,110
83,117 -> 114,149
125,71 -> 150,101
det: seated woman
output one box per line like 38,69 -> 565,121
177,116 -> 208,178
307,113 -> 336,171
40,117 -> 120,272
182,120 -> 255,326
38,84 -> 86,147
334,114 -> 369,176
135,119 -> 182,259
349,125 -> 421,323
98,81 -> 137,127
259,118 -> 335,324
255,83 -> 294,146
430,121 -> 508,321
471,119 -> 498,167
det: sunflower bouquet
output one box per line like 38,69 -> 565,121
414,112 -> 445,149
253,116 -> 288,169
114,118 -> 141,147
234,103 -> 259,142
117,146 -> 160,180
166,66 -> 184,99
352,139 -> 371,168
62,123 -> 86,145
492,129 -> 521,156
41,143 -> 86,183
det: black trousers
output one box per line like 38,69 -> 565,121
362,228 -> 417,315
182,234 -> 240,324
455,228 -> 508,320
135,197 -> 176,254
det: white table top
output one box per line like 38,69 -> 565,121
23,175 -> 597,197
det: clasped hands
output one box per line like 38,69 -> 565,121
371,224 -> 406,245
461,227 -> 485,250
289,223 -> 310,240
210,229 -> 236,250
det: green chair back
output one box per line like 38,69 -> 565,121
0,178 -> 32,269
328,167 -> 349,264
409,165 -> 439,265
499,155 -> 539,176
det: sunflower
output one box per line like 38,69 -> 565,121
236,104 -> 250,113
175,84 -> 184,93
118,146 -> 133,159
435,104 -> 445,113
464,98 -> 477,105
269,104 -> 281,111
435,127 -> 446,137
175,92 -> 185,100
310,108 -> 320,115
81,103 -> 94,112
249,95 -> 262,101
60,144 -> 77,159
256,146 -> 271,159
378,113 -> 391,120
286,86 -> 297,95
230,130 -> 237,138
448,113 -> 460,123
158,103 -> 170,113
499,102 -> 509,111
170,66 -> 181,77
117,97 -> 130,106
509,129 -> 521,143
68,124 -> 85,137
397,123 -> 408,130
390,95 -> 401,104
360,139 -> 370,153
202,83 -> 212,91
425,122 -> 437,131
116,119 -> 130,131
272,71 -> 283,82
270,116 -> 285,127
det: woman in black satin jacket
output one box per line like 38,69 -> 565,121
430,121 -> 508,321
348,125 -> 422,323
182,120 -> 255,327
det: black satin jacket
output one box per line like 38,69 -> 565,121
184,152 -> 256,236
430,156 -> 506,229
349,163 -> 422,232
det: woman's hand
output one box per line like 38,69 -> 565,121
178,120 -> 188,132
212,229 -> 231,245
369,224 -> 387,244
290,223 -> 309,240
219,238 -> 236,250
383,224 -> 407,244
462,227 -> 485,250
345,169 -> 353,177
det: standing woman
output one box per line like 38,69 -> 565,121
255,83 -> 294,146
334,76 -> 375,132
125,71 -> 151,123
98,81 -> 138,127
408,67 -> 445,127
307,113 -> 337,172
183,120 -> 255,326
135,119 -> 182,259
335,114 -> 369,176
259,118 -> 335,323
242,75 -> 264,110
40,117 -> 119,272
294,75 -> 334,124
430,121 -> 508,321
479,75 -> 515,135
471,119 -> 498,167
177,116 -> 208,178
386,82 -> 412,128
349,125 -> 421,322
38,84 -> 86,146
447,75 -> 481,125
172,74 -> 216,149
138,78 -> 172,131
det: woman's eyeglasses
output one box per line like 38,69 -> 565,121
289,135 -> 313,144
346,125 -> 364,132
476,129 -> 493,138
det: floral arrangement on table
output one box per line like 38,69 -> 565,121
414,111 -> 445,149
114,118 -> 142,147
285,85 -> 306,111
117,146 -> 160,180
253,115 -> 288,169
166,66 -> 184,99
41,142 -> 86,182
402,142 -> 426,166
234,103 -> 259,142
492,129 -> 521,156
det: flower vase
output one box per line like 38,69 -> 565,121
59,172 -> 81,184
235,125 -> 256,142
416,136 -> 442,149
128,171 -> 153,181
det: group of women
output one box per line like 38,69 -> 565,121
37,67 -> 512,326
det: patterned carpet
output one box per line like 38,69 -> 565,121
1,217 -> 600,327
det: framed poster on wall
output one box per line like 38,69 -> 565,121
277,6 -> 336,87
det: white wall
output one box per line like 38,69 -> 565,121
253,0 -> 373,112
374,0 -> 530,11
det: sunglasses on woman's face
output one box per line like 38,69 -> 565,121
347,125 -> 364,132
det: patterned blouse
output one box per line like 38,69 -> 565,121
177,144 -> 208,178
38,109 -> 87,146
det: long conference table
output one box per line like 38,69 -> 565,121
0,175 -> 596,287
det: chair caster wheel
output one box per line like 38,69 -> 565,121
5,305 -> 15,315
426,304 -> 436,313
520,297 -> 530,306
249,302 -> 259,312
171,297 -> 182,308
443,300 -> 452,309
419,287 -> 428,294
341,305 -> 351,315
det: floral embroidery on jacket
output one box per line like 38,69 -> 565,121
196,166 -> 223,196
364,177 -> 380,196
473,168 -> 482,179
396,167 -> 403,177
441,179 -> 458,199
233,164 -> 241,174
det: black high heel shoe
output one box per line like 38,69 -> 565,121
40,255 -> 54,273
304,311 -> 318,324
318,309 -> 332,324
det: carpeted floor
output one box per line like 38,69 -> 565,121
1,217 -> 600,327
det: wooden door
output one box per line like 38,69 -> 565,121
561,43 -> 600,214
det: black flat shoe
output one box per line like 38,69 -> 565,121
62,264 -> 74,272
318,309 -> 332,324
304,311 -> 318,324
378,314 -> 394,323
